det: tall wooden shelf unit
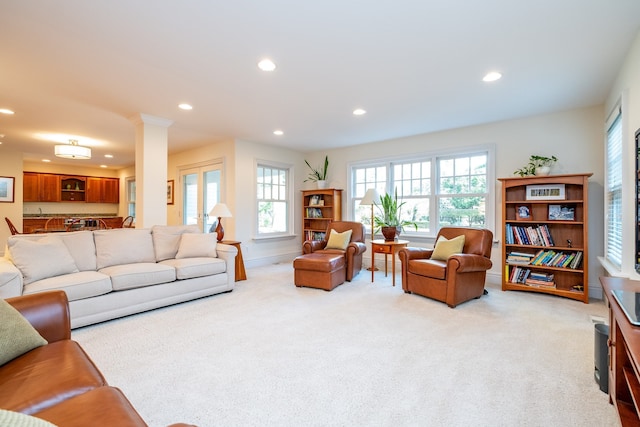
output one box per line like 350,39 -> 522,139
301,188 -> 342,242
498,173 -> 591,303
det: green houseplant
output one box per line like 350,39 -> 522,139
374,189 -> 418,240
304,155 -> 329,188
514,155 -> 558,177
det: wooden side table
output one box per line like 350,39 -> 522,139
221,240 -> 247,281
371,239 -> 409,286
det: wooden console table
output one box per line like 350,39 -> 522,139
221,240 -> 247,281
600,276 -> 640,426
371,239 -> 409,286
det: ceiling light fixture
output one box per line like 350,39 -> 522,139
54,139 -> 91,159
0,109 -> 15,115
178,103 -> 193,110
104,154 -> 114,158
483,71 -> 502,82
258,59 -> 276,72
353,108 -> 367,116
273,130 -> 284,136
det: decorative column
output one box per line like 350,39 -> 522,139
130,113 -> 173,228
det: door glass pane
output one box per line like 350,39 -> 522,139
204,169 -> 221,233
182,173 -> 198,226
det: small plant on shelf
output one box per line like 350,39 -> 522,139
514,155 -> 558,177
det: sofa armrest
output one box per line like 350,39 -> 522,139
5,290 -> 71,343
346,241 -> 366,256
215,243 -> 237,286
302,240 -> 326,254
448,253 -> 493,273
398,247 -> 434,263
0,258 -> 23,299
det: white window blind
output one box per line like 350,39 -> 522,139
605,110 -> 623,268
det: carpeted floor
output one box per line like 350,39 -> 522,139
73,263 -> 619,427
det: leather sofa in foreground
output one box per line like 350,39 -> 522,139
1,290 -> 194,427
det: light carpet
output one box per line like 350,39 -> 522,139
73,263 -> 618,427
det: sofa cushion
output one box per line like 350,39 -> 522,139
175,233 -> 217,259
408,259 -> 447,279
0,340 -> 106,414
160,257 -> 226,280
325,229 -> 352,250
0,298 -> 47,366
23,272 -> 112,302
431,235 -> 465,261
94,229 -> 156,269
152,225 -> 201,261
8,236 -> 79,285
58,230 -> 97,271
99,263 -> 176,291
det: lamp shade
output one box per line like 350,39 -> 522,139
209,203 -> 232,218
54,140 -> 91,159
360,188 -> 381,206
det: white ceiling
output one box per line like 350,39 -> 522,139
1,1 -> 640,169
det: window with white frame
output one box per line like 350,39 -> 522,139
605,108 -> 623,269
351,149 -> 491,237
257,163 -> 291,235
125,178 -> 135,217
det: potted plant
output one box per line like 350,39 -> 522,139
304,155 -> 329,188
514,155 -> 558,177
374,189 -> 418,240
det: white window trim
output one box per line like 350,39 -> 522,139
347,144 -> 495,241
253,159 -> 296,240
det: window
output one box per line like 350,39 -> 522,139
605,108 -> 623,269
125,178 -> 135,217
257,163 -> 291,236
351,148 -> 491,237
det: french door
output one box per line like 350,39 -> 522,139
180,163 -> 222,232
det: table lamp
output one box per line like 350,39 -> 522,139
209,203 -> 232,242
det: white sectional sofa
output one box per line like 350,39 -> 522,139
0,225 -> 236,328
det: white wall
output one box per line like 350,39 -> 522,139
304,105 -> 605,297
604,30 -> 640,280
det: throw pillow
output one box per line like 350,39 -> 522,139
94,229 -> 156,269
325,229 -> 353,250
8,236 -> 79,285
0,298 -> 47,366
431,235 -> 466,261
0,410 -> 57,426
175,233 -> 218,259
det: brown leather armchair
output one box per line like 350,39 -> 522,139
398,227 -> 493,308
302,221 -> 366,281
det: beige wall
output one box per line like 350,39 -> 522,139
0,148 -> 25,246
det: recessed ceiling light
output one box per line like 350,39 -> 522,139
483,71 -> 502,82
353,109 -> 367,116
273,130 -> 284,136
0,109 -> 15,115
42,159 -> 51,162
100,165 -> 107,168
258,58 -> 276,72
178,103 -> 193,110
104,154 -> 114,158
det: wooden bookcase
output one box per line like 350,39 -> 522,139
498,173 -> 591,303
301,188 -> 342,242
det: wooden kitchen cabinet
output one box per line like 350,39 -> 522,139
86,177 -> 119,203
23,172 -> 39,202
39,174 -> 61,202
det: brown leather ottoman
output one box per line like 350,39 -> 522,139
293,253 -> 346,291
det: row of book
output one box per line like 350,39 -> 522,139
508,266 -> 556,288
505,224 -> 555,246
506,249 -> 583,269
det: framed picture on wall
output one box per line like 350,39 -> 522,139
0,176 -> 15,203
167,180 -> 174,205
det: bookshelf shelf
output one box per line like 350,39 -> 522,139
498,173 -> 592,303
301,188 -> 342,243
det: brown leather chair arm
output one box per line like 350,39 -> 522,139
6,290 -> 71,343
448,254 -> 493,272
398,247 -> 434,262
302,240 -> 327,254
346,241 -> 366,256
